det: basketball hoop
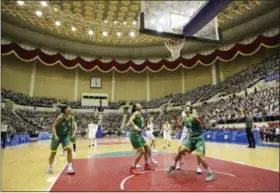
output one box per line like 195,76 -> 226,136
164,38 -> 185,59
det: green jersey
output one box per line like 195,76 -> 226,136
131,115 -> 143,132
182,114 -> 203,137
55,114 -> 74,136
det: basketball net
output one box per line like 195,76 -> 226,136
164,27 -> 185,59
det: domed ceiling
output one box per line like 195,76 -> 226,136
1,0 -> 263,46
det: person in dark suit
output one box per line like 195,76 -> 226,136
245,111 -> 256,148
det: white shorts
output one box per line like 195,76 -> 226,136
179,128 -> 189,146
88,131 -> 97,138
164,132 -> 172,141
146,132 -> 156,141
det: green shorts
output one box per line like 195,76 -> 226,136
50,135 -> 71,152
130,131 -> 147,150
183,135 -> 205,155
70,135 -> 77,144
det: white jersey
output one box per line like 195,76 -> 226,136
147,123 -> 153,133
146,122 -> 155,141
88,123 -> 98,138
180,111 -> 189,145
163,124 -> 172,141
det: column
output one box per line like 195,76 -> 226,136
111,70 -> 115,102
211,63 -> 218,85
181,67 -> 185,93
146,70 -> 150,101
219,61 -> 224,82
74,68 -> 79,101
29,60 -> 37,97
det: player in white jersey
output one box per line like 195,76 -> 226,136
161,121 -> 172,150
145,117 -> 158,164
88,121 -> 98,147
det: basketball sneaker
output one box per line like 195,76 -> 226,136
196,167 -> 202,174
167,165 -> 176,173
205,173 -> 215,182
48,168 -> 53,174
136,164 -> 141,168
151,159 -> 158,165
144,164 -> 155,171
176,160 -> 184,170
129,166 -> 141,175
66,169 -> 75,175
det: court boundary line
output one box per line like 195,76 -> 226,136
47,162 -> 67,192
120,168 -> 236,190
208,156 -> 279,172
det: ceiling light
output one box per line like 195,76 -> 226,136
53,8 -> 58,11
55,21 -> 61,26
40,1 -> 47,7
102,31 -> 108,36
114,21 -> 117,24
123,21 -> 127,25
133,21 -> 137,25
17,1 -> 24,6
88,30 -> 93,35
117,32 -> 121,37
104,20 -> 108,23
35,10 -> 42,17
130,31 -> 135,37
71,26 -> 76,31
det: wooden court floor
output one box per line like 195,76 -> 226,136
1,138 -> 279,191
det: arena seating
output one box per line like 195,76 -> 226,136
171,85 -> 211,106
196,86 -> 279,125
200,54 -> 280,101
108,101 -> 126,109
1,107 -> 35,133
129,95 -> 171,109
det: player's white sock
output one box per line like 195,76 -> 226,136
207,167 -> 212,174
172,160 -> 177,167
68,162 -> 73,170
49,164 -> 53,169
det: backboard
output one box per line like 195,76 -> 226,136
139,0 -> 231,43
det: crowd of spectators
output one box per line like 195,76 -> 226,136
200,53 -> 279,101
1,107 -> 34,133
108,101 -> 126,109
129,95 -> 171,109
1,89 -> 57,107
171,85 -> 211,106
196,86 -> 279,125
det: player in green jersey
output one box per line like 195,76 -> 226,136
48,104 -> 75,175
167,106 -> 215,182
61,111 -> 77,156
127,104 -> 155,175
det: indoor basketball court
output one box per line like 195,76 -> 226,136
1,138 -> 279,191
1,0 -> 280,192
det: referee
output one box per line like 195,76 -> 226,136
1,121 -> 8,148
245,111 -> 256,148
